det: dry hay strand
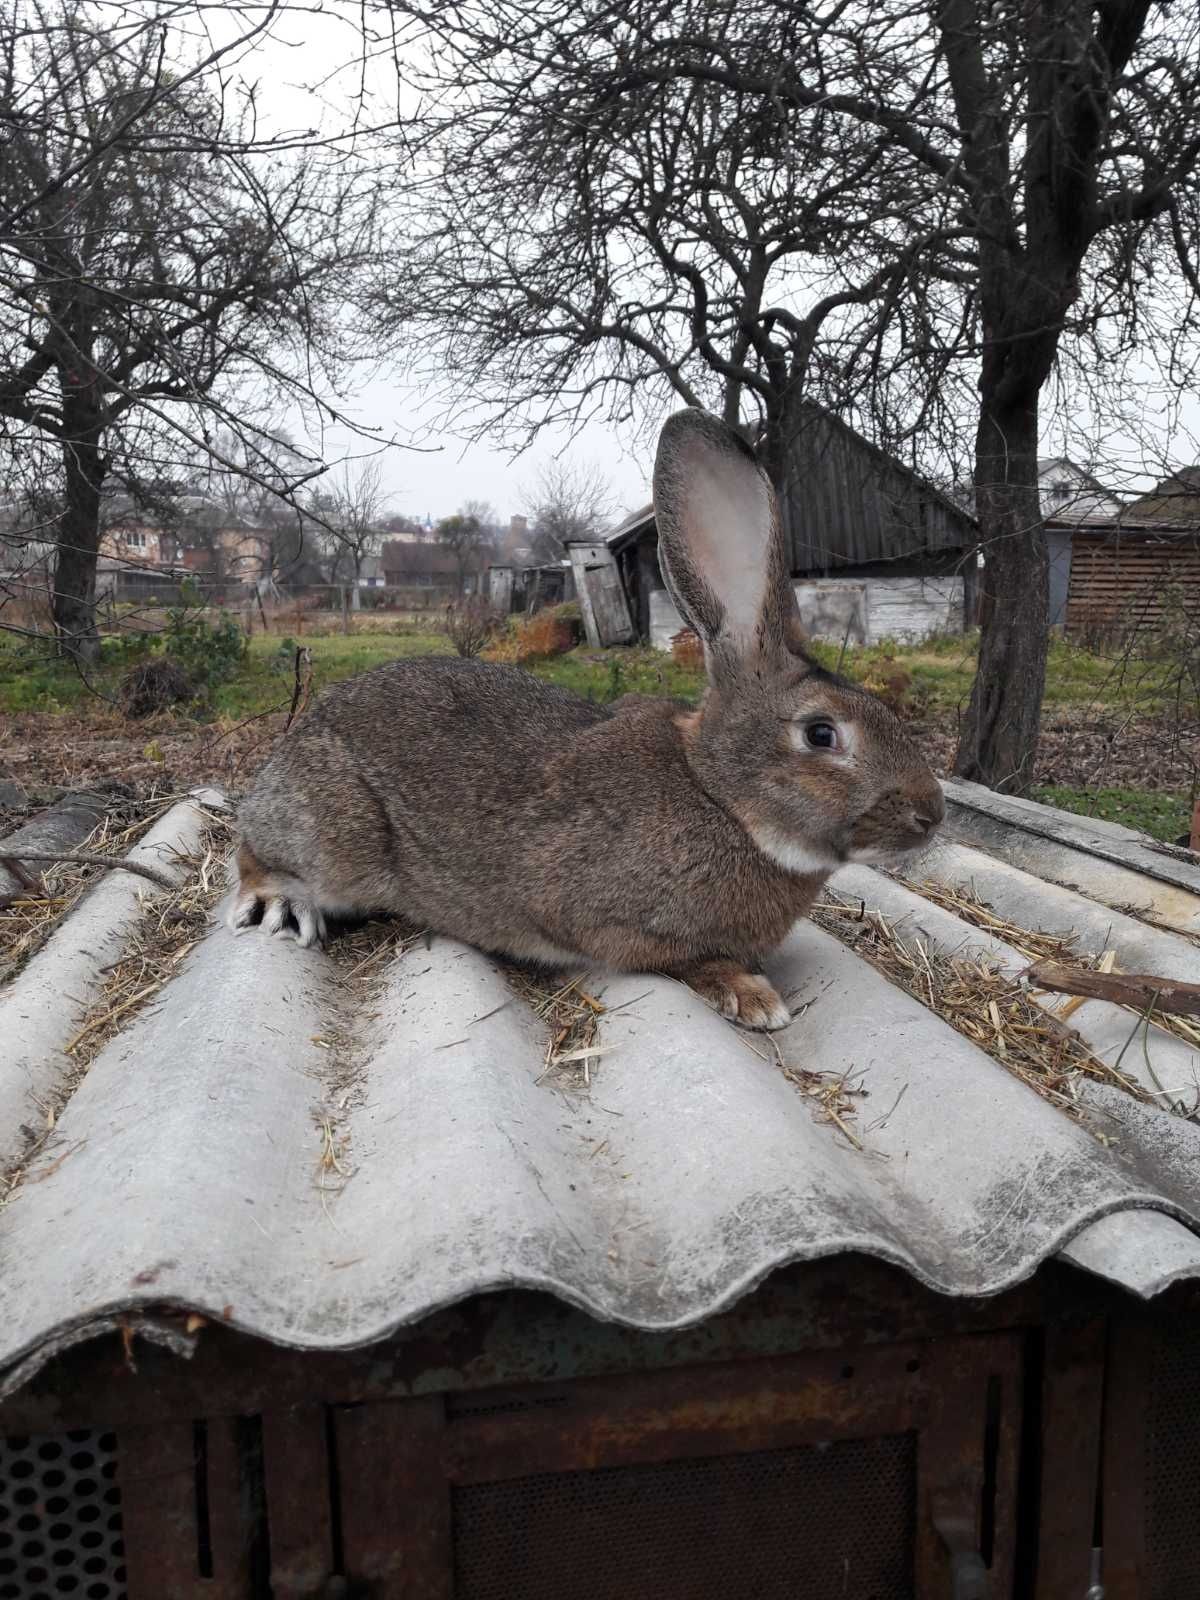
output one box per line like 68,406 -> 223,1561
899,875 -> 1080,963
1,812 -> 236,1210
508,970 -> 607,1091
1110,901 -> 1200,949
738,1022 -> 871,1149
897,875 -> 1200,1057
314,918 -> 426,1210
61,815 -> 234,1072
325,916 -> 424,983
0,790 -> 200,986
812,893 -> 1152,1124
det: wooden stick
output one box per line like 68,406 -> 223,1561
1024,959 -> 1200,1020
283,645 -> 313,733
1190,794 -> 1200,853
0,851 -> 175,891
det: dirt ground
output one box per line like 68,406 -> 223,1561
0,708 -> 283,825
916,711 -> 1200,794
2,701 -> 1196,833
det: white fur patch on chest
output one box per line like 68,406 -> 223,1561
746,824 -> 840,877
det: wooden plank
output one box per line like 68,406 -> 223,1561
1100,1317 -> 1152,1600
440,1343 -> 927,1485
120,1422 -> 204,1600
205,1415 -> 259,1599
261,1407 -> 334,1597
915,1334 -> 1022,1600
1034,1318 -> 1106,1600
335,1396 -> 451,1598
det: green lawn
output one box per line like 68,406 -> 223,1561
213,628 -> 454,719
1,621 -> 1193,722
1030,785 -> 1192,843
0,623 -> 455,718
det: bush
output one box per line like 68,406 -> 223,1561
484,608 -> 576,665
118,658 -> 194,718
670,628 -> 704,671
441,598 -> 502,658
161,587 -> 246,697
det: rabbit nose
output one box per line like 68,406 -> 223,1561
909,796 -> 944,835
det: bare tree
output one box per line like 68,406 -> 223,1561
309,458 -> 391,605
524,461 -> 613,563
377,0 -> 959,512
0,2 -> 383,661
435,512 -> 487,594
381,0 -> 1200,793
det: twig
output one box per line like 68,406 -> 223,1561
1024,960 -> 1200,1020
283,645 -> 314,733
835,611 -> 854,674
0,851 -> 174,890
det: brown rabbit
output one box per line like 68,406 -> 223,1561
231,409 -> 944,1029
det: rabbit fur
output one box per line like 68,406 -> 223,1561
231,408 -> 944,1029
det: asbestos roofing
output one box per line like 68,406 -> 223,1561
1,778 -> 1200,1399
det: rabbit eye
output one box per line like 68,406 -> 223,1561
805,722 -> 839,751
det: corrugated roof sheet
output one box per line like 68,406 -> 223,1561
1,779 -> 1199,1400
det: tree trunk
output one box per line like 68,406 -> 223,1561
954,395 -> 1048,793
52,417 -> 106,666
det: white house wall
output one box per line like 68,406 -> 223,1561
648,575 -> 964,650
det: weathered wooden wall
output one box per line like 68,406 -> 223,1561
568,543 -> 635,646
779,406 -> 974,573
1065,532 -> 1200,636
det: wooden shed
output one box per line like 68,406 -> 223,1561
572,405 -> 978,650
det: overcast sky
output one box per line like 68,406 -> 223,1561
189,1 -> 1199,522
190,2 -> 655,526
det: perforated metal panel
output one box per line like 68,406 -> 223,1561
453,1433 -> 916,1600
1147,1313 -> 1200,1598
0,1428 -> 125,1600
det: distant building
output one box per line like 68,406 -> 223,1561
379,537 -> 489,599
569,404 -> 980,650
1055,465 -> 1200,636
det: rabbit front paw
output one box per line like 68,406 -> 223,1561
677,960 -> 792,1031
228,884 -> 327,948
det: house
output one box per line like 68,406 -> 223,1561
356,554 -> 386,589
1048,465 -> 1200,635
2,782 -> 1200,1591
380,536 -> 489,602
1037,456 -> 1125,524
570,405 -> 980,650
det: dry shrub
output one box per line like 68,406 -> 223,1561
860,656 -> 914,716
118,658 -> 194,718
671,628 -> 704,670
484,608 -> 575,665
442,598 -> 502,658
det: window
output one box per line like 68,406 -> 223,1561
124,530 -> 146,550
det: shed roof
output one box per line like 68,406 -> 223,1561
1,781 -> 1199,1399
595,406 -> 978,571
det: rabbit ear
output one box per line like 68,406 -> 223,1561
653,409 -> 802,684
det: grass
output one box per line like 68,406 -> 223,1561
1,618 -> 1192,727
1030,785 -> 1192,843
212,628 -> 453,719
530,646 -> 703,703
0,622 -> 455,719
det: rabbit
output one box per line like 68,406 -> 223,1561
230,408 -> 945,1029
